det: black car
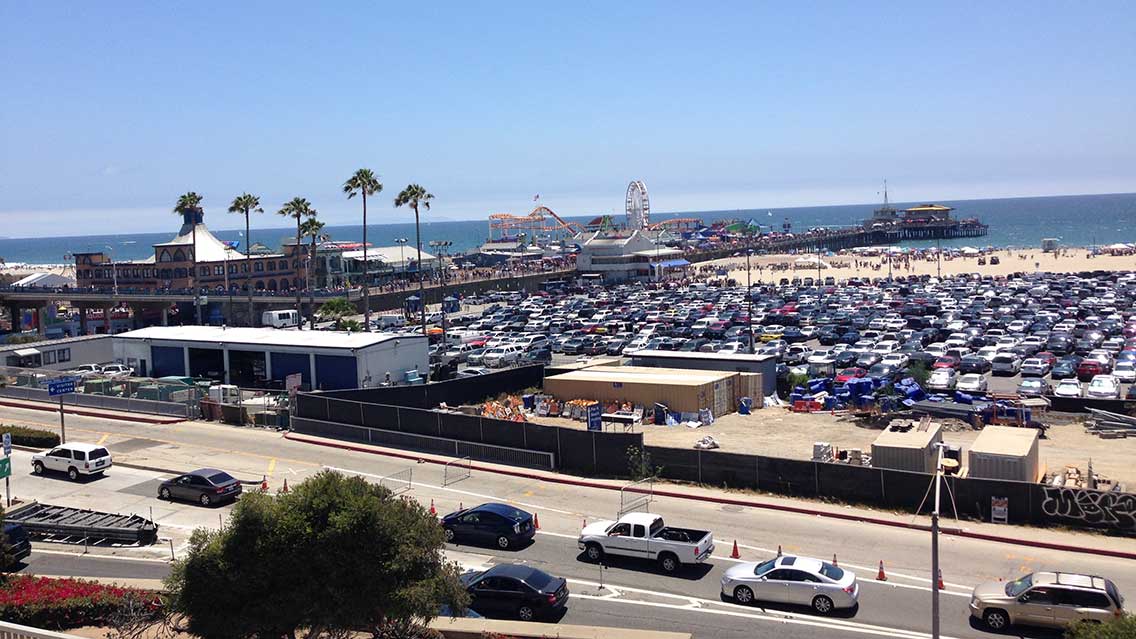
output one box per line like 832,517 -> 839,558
959,356 -> 992,374
460,563 -> 568,621
3,522 -> 31,566
158,468 -> 243,506
441,502 -> 535,549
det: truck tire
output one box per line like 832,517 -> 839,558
584,543 -> 604,562
983,608 -> 1009,631
658,552 -> 679,574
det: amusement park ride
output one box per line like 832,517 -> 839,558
486,180 -> 698,243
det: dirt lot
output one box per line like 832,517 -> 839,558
529,409 -> 1135,488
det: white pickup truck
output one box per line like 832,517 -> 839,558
577,512 -> 714,574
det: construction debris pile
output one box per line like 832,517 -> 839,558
812,441 -> 872,466
480,396 -> 527,422
1048,463 -> 1124,492
1085,408 -> 1136,439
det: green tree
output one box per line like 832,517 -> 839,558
343,169 -> 383,332
1065,616 -> 1136,639
318,297 -> 356,330
394,184 -> 434,372
300,217 -> 326,330
228,193 -> 263,326
174,192 -> 205,325
339,318 -> 362,332
165,471 -> 466,639
278,198 -> 317,324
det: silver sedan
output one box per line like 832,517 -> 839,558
721,555 -> 859,614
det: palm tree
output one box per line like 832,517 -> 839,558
394,184 -> 434,370
277,197 -> 316,323
228,193 -> 263,326
174,192 -> 204,324
343,169 -> 383,331
300,216 -> 326,330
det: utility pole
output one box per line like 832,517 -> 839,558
746,249 -> 754,354
936,238 -> 942,279
930,442 -> 946,639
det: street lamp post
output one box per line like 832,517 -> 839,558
224,246 -> 234,325
930,442 -> 947,639
746,249 -> 754,354
395,238 -> 408,285
429,240 -> 453,351
104,245 -> 118,296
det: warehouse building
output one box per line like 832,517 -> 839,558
543,365 -> 760,417
112,326 -> 427,390
1,334 -> 113,371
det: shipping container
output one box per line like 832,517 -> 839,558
967,426 -> 1041,482
544,365 -> 738,415
871,422 -> 943,473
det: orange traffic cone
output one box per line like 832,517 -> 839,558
429,499 -> 437,516
776,544 -> 782,557
937,569 -> 944,590
876,560 -> 887,581
533,513 -> 540,530
281,479 -> 289,493
832,553 -> 838,567
260,475 -> 268,492
730,540 -> 741,559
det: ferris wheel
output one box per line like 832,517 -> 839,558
625,180 -> 650,230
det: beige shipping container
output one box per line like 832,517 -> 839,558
544,365 -> 738,415
871,422 -> 943,473
738,372 -> 764,406
967,426 -> 1042,482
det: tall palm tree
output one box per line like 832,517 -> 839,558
343,169 -> 383,331
300,217 -> 326,330
277,197 -> 316,324
173,192 -> 204,325
228,193 -> 263,326
394,184 -> 434,372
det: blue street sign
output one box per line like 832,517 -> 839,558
2,432 -> 9,457
47,377 -> 79,397
586,403 -> 602,432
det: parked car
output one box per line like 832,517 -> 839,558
835,367 -> 868,384
457,367 -> 491,378
1019,357 -> 1052,377
991,353 -> 1022,376
958,356 -> 991,374
31,443 -> 113,481
969,572 -> 1124,631
578,512 -> 714,574
483,345 -> 522,368
1077,359 -> 1110,382
100,364 -> 134,379
926,368 -> 958,391
1016,378 -> 1051,397
2,522 -> 31,566
1113,360 -> 1136,383
460,563 -> 568,621
956,373 -> 988,393
1051,356 -> 1082,379
721,555 -> 859,615
67,364 -> 102,378
1086,374 -> 1121,399
1053,379 -> 1083,398
442,503 -> 535,549
158,468 -> 242,506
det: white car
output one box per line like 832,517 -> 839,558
1053,379 -> 1083,398
881,353 -> 909,368
482,346 -> 522,368
1113,361 -> 1136,383
956,373 -> 988,393
1086,375 -> 1121,399
924,343 -> 948,358
976,346 -> 1000,363
456,367 -> 490,378
721,555 -> 859,614
31,443 -> 113,481
68,364 -> 102,378
100,364 -> 134,379
927,368 -> 958,391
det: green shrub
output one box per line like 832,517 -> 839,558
1065,615 -> 1136,639
0,425 -> 60,449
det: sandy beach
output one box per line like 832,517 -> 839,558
697,247 -> 1136,284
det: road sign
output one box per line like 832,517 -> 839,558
586,403 -> 602,432
991,496 -> 1009,524
0,457 -> 10,480
47,377 -> 79,396
2,432 -> 9,457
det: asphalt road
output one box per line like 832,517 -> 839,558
2,404 -> 1126,639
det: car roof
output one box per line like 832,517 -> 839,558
57,443 -> 107,452
777,555 -> 824,573
187,468 -> 225,476
475,502 -> 529,518
483,563 -> 548,582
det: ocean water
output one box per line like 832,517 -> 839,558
1,192 -> 1133,265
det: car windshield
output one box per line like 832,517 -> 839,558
753,559 -> 777,576
819,562 -> 844,581
1005,573 -> 1033,597
208,472 -> 235,484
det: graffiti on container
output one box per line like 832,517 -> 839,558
1041,487 -> 1136,530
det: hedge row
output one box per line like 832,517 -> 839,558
0,575 -> 158,630
0,425 -> 60,449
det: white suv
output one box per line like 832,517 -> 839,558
32,443 -> 114,481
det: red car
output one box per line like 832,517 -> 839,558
836,367 -> 868,383
933,355 -> 960,369
1077,360 -> 1110,381
1035,351 -> 1058,367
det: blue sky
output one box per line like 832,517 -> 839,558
1,1 -> 1134,236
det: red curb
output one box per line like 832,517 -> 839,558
282,432 -> 1136,561
0,399 -> 183,425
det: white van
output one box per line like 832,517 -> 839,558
375,314 -> 407,329
262,309 -> 300,328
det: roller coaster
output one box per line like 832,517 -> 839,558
488,206 -> 585,240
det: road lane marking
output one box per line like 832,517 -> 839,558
267,458 -> 277,475
566,578 -> 966,639
96,433 -> 110,445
